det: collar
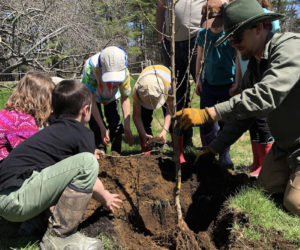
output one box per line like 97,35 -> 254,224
261,31 -> 275,60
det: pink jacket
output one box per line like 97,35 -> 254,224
0,109 -> 38,161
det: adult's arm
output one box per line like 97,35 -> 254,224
215,34 -> 300,121
209,118 -> 255,153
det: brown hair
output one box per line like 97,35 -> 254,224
5,72 -> 55,127
257,0 -> 273,10
52,79 -> 91,119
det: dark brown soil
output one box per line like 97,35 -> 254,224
79,152 -> 296,249
147,137 -> 165,148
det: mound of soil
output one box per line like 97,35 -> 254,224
80,152 -> 255,249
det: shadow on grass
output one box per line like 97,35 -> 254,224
0,218 -> 40,249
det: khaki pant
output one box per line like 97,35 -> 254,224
258,150 -> 300,216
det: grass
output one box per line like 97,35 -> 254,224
0,79 -> 299,248
229,187 -> 300,245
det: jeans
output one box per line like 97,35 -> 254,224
200,79 -> 233,136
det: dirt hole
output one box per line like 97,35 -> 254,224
81,153 -> 254,249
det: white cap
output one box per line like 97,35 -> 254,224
133,74 -> 168,110
100,46 -> 127,83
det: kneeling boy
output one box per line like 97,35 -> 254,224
0,80 -> 122,249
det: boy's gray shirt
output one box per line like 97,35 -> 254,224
210,32 -> 300,167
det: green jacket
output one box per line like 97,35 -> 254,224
210,32 -> 300,168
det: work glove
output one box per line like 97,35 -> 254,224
193,146 -> 216,166
173,107 -> 214,130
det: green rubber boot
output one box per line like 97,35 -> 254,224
40,231 -> 103,250
39,186 -> 103,250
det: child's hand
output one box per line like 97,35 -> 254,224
102,190 -> 123,213
101,128 -> 110,146
143,134 -> 153,145
94,149 -> 105,159
158,131 -> 167,144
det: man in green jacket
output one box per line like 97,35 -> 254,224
174,0 -> 300,216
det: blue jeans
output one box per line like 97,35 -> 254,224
200,79 -> 233,136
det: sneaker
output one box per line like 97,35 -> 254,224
40,231 -> 103,250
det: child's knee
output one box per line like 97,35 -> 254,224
81,152 -> 98,174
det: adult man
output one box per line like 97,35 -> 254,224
156,0 -> 204,147
82,46 -> 134,154
174,0 -> 300,216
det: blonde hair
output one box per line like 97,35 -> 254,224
5,72 -> 55,127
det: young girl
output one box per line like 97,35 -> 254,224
0,72 -> 54,162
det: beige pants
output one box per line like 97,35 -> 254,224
258,150 -> 300,216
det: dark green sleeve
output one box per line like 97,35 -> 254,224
209,118 -> 255,153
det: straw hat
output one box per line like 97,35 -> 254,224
133,74 -> 168,110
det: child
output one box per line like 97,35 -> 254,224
133,65 -> 173,148
195,0 -> 240,166
0,80 -> 122,249
81,46 -> 134,154
0,72 -> 54,162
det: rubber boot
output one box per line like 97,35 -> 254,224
250,142 -> 273,177
172,135 -> 186,164
248,141 -> 259,172
139,135 -> 151,155
40,186 -> 103,250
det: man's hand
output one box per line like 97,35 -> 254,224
101,128 -> 110,147
124,128 -> 134,146
173,107 -> 214,130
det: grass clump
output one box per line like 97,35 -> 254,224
229,186 -> 300,244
